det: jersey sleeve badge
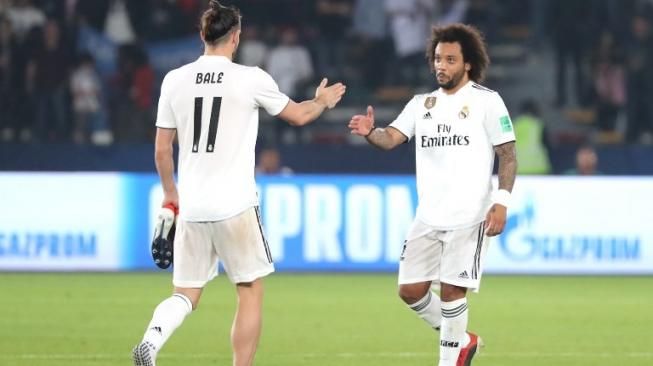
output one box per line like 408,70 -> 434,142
500,115 -> 513,132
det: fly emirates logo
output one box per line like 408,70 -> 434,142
420,123 -> 470,147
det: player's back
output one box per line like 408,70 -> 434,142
156,55 -> 289,222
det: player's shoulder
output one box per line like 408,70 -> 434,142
408,91 -> 437,105
161,64 -> 190,87
224,63 -> 273,84
468,82 -> 504,105
248,66 -> 281,88
234,61 -> 259,71
250,65 -> 274,79
469,82 -> 497,94
413,92 -> 435,100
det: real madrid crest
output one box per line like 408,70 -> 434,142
459,106 -> 469,119
424,97 -> 436,109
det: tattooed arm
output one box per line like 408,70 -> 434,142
364,127 -> 407,150
494,141 -> 517,192
485,141 -> 517,236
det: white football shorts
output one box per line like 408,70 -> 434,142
173,206 -> 274,287
398,219 -> 489,292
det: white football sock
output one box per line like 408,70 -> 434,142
438,298 -> 468,366
142,293 -> 193,351
408,291 -> 442,330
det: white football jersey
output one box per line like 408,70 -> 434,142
156,55 -> 289,221
390,81 -> 516,230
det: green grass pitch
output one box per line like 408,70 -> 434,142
0,273 -> 651,365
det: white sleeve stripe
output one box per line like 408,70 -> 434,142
492,137 -> 515,146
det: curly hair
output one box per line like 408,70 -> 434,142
426,24 -> 490,83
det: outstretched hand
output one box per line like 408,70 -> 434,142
348,105 -> 375,136
315,78 -> 346,109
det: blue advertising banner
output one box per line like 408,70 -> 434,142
1,173 -> 651,274
149,175 -> 418,271
485,177 -> 652,274
0,173 -> 125,270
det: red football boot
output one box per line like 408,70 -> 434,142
456,332 -> 483,366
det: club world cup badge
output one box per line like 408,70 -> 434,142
424,96 -> 437,109
459,106 -> 470,119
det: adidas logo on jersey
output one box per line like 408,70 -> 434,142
423,112 -> 432,119
458,271 -> 469,279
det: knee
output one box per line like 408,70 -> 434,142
398,284 -> 428,305
236,279 -> 264,302
440,283 -> 467,302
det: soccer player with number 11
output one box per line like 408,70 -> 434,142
131,1 -> 345,365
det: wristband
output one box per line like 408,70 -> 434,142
492,189 -> 511,208
163,203 -> 179,215
365,126 -> 377,137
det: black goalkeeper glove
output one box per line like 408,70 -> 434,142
151,204 -> 177,269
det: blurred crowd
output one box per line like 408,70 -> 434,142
0,0 -> 204,144
1,0 -> 653,154
550,0 -> 653,145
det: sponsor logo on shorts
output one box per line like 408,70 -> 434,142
458,270 -> 469,279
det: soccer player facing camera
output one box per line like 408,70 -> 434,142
132,1 -> 346,365
349,24 -> 517,366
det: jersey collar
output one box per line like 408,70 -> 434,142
435,80 -> 473,97
198,55 -> 232,63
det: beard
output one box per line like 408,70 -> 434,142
437,68 -> 466,90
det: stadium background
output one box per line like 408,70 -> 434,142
0,1 -> 652,365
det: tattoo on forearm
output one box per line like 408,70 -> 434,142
494,141 -> 517,192
366,128 -> 396,151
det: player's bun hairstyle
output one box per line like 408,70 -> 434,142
200,0 -> 241,45
426,24 -> 490,83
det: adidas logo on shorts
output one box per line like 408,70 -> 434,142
458,270 -> 469,279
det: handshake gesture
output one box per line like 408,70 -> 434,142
315,78 -> 346,109
348,105 -> 376,136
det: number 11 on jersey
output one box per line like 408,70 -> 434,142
192,96 -> 222,153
